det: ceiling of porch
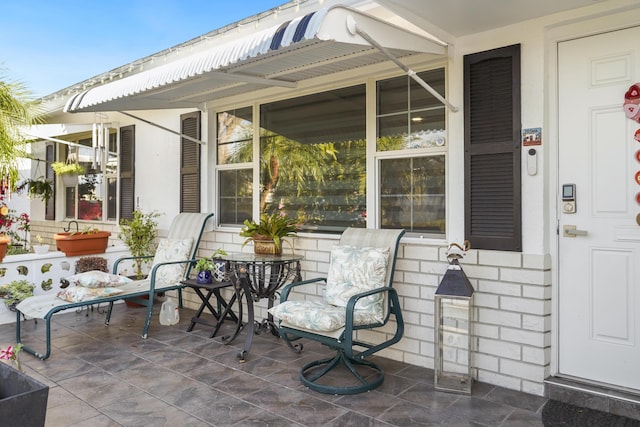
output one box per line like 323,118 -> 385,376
376,0 -> 612,39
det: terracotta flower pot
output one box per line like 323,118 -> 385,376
53,231 -> 111,256
0,235 -> 10,262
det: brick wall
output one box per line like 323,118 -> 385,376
189,231 -> 552,397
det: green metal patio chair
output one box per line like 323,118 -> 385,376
272,227 -> 405,394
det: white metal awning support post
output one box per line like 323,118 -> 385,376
118,112 -> 207,145
344,14 -> 458,112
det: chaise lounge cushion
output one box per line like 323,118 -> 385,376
56,286 -> 124,303
269,245 -> 390,331
63,271 -> 133,288
269,299 -> 386,332
151,238 -> 193,285
324,245 -> 389,318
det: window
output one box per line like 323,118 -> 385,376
377,69 -> 446,236
58,125 -> 133,222
464,44 -> 521,251
217,107 -> 253,226
259,85 -> 366,231
215,68 -> 447,235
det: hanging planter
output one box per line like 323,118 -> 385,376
61,174 -> 79,187
15,177 -> 53,203
51,162 -> 85,187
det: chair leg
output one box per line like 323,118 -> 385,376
300,350 -> 384,395
280,331 -> 304,354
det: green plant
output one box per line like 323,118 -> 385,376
15,177 -> 53,203
240,212 -> 299,251
0,72 -> 43,187
211,248 -> 228,258
2,279 -> 35,308
195,249 -> 227,272
119,210 -> 162,279
51,162 -> 85,176
194,258 -> 215,273
72,226 -> 100,235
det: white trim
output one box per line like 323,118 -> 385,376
545,6 -> 640,383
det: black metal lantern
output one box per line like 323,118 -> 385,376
434,251 -> 474,394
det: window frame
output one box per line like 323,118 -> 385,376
54,125 -> 133,223
214,65 -> 449,237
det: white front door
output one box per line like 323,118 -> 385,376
558,26 -> 640,391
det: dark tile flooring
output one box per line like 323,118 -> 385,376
0,303 -> 547,426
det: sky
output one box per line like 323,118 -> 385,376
1,0 -> 286,98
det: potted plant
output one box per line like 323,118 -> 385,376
240,212 -> 299,255
32,234 -> 49,254
119,210 -> 162,279
51,161 -> 85,187
15,177 -> 53,203
1,279 -> 35,311
194,258 -> 215,284
194,249 -> 228,283
0,205 -> 13,261
53,226 -> 111,256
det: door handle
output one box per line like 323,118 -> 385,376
563,225 -> 588,237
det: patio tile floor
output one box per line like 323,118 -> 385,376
0,303 -> 547,426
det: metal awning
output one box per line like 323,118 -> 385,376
64,5 -> 447,113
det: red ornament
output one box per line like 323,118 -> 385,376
624,84 -> 640,122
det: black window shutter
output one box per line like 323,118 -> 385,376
45,144 -> 55,220
464,44 -> 522,251
180,111 -> 201,213
119,125 -> 135,220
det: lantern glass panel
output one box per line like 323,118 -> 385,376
435,295 -> 472,394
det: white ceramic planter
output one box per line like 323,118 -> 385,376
33,245 -> 49,255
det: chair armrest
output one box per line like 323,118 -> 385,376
112,255 -> 154,274
148,259 -> 196,281
344,286 -> 396,328
280,277 -> 326,302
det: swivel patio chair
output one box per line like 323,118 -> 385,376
271,227 -> 405,394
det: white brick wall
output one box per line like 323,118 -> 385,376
193,232 -> 552,397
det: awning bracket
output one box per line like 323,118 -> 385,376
345,15 -> 458,113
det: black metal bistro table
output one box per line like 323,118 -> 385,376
220,252 -> 303,361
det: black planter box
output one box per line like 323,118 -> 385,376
0,363 -> 49,427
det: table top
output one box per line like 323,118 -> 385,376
181,278 -> 233,289
219,252 -> 304,263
